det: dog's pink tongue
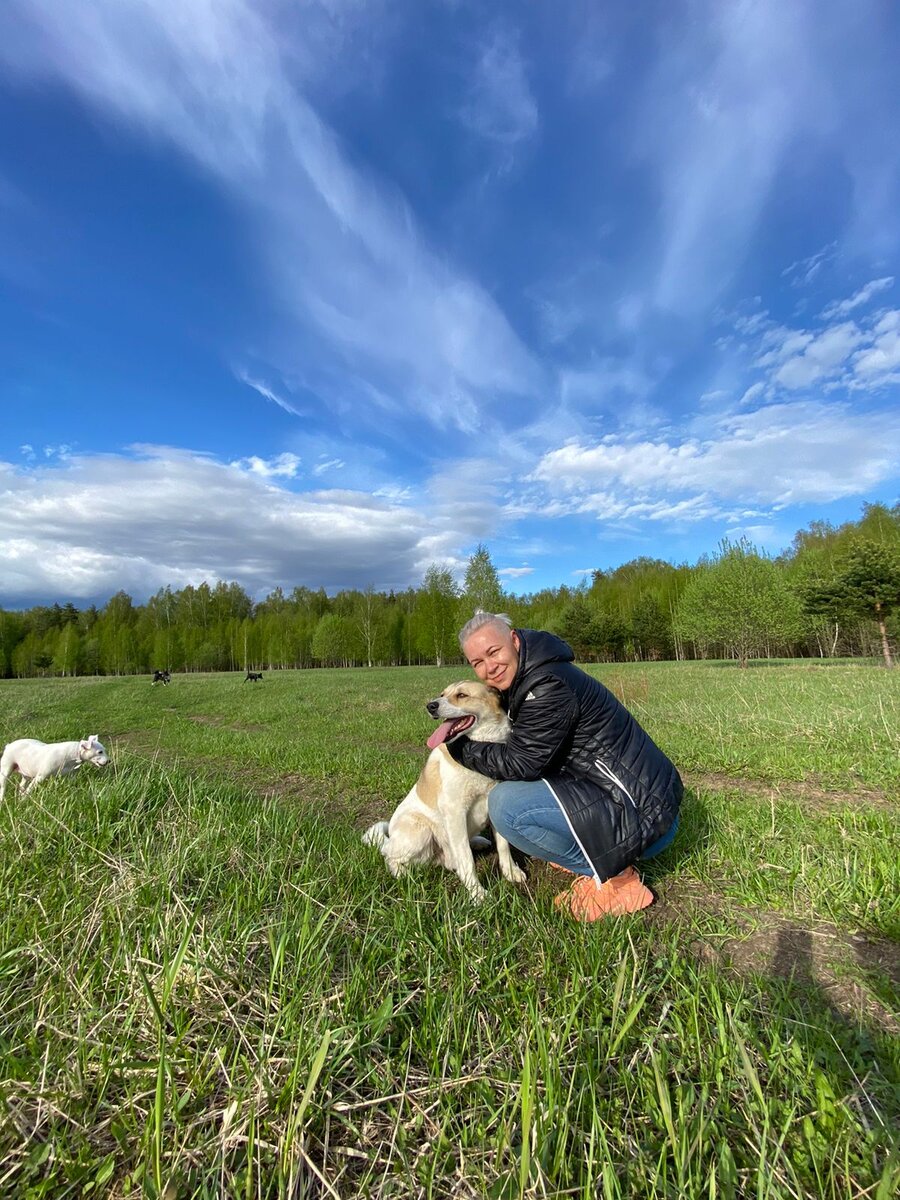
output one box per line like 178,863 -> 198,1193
427,720 -> 456,750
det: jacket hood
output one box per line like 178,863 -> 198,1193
516,628 -> 575,677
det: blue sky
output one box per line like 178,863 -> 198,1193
2,0 -> 899,608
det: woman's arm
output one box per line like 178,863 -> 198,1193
447,675 -> 580,780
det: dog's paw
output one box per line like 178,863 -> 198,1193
362,821 -> 389,848
506,864 -> 528,885
466,882 -> 488,904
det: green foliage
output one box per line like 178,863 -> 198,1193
677,538 -> 803,666
311,613 -> 361,665
801,539 -> 900,668
414,564 -> 460,667
555,597 -> 599,658
630,593 -> 673,660
463,543 -> 505,616
840,539 -> 900,620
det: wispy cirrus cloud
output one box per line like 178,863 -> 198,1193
1,0 -> 543,442
640,2 -> 819,312
235,370 -> 307,418
313,458 -> 345,476
781,243 -> 838,288
638,0 -> 900,315
458,25 -> 538,147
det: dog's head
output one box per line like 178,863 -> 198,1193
79,735 -> 110,768
425,681 -> 508,749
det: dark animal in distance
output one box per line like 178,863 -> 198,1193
151,669 -> 171,686
244,671 -> 263,683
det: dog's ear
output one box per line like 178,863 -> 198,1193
486,686 -> 503,700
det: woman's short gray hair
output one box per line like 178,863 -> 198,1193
458,609 -> 513,651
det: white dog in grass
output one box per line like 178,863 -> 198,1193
364,681 -> 526,902
0,735 -> 110,799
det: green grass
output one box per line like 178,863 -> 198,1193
1,663 -> 898,1198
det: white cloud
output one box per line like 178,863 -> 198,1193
738,382 -> 766,406
638,0 -> 900,315
236,371 -> 306,417
854,307 -> 900,381
772,321 -> 864,389
312,458 -> 345,476
0,447 -> 440,604
756,327 -> 814,368
740,304 -> 900,396
821,276 -> 894,318
498,566 -> 534,579
529,398 -> 900,513
781,243 -> 837,288
459,27 -> 538,146
558,362 -> 655,410
231,452 -> 302,478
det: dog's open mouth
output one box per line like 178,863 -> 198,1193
426,715 -> 476,749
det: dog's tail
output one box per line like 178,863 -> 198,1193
362,820 -> 390,849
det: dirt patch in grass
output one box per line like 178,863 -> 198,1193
185,713 -> 268,732
686,770 -> 893,810
110,729 -> 167,754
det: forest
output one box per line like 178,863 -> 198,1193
2,502 -> 898,677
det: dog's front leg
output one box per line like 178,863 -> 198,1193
441,809 -> 486,903
495,831 -> 527,885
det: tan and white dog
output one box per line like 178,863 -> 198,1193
363,681 -> 526,902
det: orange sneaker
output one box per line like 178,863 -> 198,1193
554,865 -> 654,922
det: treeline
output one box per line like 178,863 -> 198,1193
1,504 -> 898,678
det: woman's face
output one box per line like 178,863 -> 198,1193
462,625 -> 521,691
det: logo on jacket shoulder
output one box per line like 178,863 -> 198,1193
524,690 -> 537,700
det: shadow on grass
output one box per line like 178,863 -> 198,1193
766,924 -> 900,1171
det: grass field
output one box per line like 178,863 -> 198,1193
1,662 -> 898,1199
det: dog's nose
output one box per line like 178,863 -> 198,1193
425,699 -> 440,716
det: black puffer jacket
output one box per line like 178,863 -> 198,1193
448,629 -> 682,882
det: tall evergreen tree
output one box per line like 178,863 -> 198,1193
840,540 -> 900,667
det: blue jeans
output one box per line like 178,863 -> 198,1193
488,779 -> 679,878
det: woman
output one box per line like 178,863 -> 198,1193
448,611 -> 682,921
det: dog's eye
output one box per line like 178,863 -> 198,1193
456,691 -> 467,699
